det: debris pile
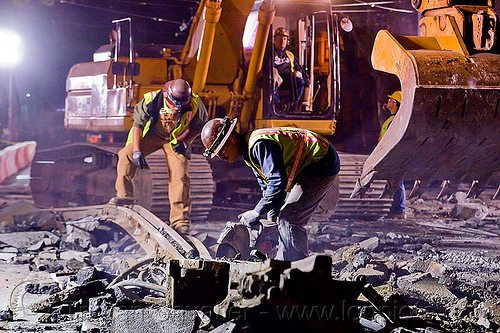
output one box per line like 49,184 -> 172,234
0,193 -> 499,332
305,192 -> 500,332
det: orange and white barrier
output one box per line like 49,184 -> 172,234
0,141 -> 37,184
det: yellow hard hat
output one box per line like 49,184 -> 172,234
388,91 -> 402,104
274,27 -> 289,37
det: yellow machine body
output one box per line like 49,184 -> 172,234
353,1 -> 500,198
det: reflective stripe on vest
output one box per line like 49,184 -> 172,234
379,115 -> 395,141
169,95 -> 199,147
126,91 -> 200,147
246,128 -> 329,191
285,50 -> 295,72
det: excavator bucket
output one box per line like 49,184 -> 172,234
352,26 -> 500,198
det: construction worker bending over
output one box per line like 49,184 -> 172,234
109,79 -> 208,234
201,117 -> 340,261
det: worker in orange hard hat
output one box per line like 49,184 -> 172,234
272,27 -> 309,111
109,79 -> 208,235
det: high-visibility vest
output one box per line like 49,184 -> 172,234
285,50 -> 295,72
246,128 -> 329,191
379,115 -> 395,141
126,90 -> 199,148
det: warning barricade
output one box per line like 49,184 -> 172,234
0,141 -> 37,184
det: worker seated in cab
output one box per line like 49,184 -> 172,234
272,27 -> 310,113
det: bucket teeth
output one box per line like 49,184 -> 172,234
378,180 -> 402,199
408,180 -> 428,199
466,180 -> 484,199
436,180 -> 457,200
350,178 -> 369,198
493,185 -> 500,200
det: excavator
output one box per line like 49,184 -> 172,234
29,0 -> 500,225
29,0 -> 361,222
352,0 -> 500,200
21,2 -> 500,329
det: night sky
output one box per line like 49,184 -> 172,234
0,0 -> 198,112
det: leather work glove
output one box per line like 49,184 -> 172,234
172,141 -> 188,155
132,150 -> 149,169
238,210 -> 261,228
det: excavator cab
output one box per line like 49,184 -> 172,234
261,8 -> 341,122
237,0 -> 351,136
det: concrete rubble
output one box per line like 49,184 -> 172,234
0,191 -> 498,332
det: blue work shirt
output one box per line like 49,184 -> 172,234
243,139 -> 340,219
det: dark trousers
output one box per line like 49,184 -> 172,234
275,173 -> 339,261
391,181 -> 406,214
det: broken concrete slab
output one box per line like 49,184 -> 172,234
359,237 -> 380,252
29,280 -> 107,313
59,250 -> 92,262
355,265 -> 387,286
451,203 -> 489,221
0,231 -> 59,251
396,273 -> 458,311
111,306 -> 199,333
0,201 -> 39,228
61,227 -> 95,251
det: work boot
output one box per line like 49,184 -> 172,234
175,225 -> 190,235
388,212 -> 407,219
108,196 -> 136,206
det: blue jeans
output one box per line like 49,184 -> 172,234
391,181 -> 406,214
275,77 -> 306,105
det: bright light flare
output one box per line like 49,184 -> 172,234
0,30 -> 22,66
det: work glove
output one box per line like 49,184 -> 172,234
273,67 -> 283,87
132,150 -> 149,169
172,141 -> 188,155
238,210 -> 261,228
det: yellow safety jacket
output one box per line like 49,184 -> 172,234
246,128 -> 329,191
285,50 -> 295,72
126,90 -> 200,148
379,115 -> 395,141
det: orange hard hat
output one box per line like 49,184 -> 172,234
274,27 -> 289,37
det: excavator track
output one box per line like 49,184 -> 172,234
30,144 -> 214,225
145,150 -> 214,223
335,152 -> 392,221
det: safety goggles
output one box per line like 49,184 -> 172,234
203,117 -> 237,158
167,87 -> 191,108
